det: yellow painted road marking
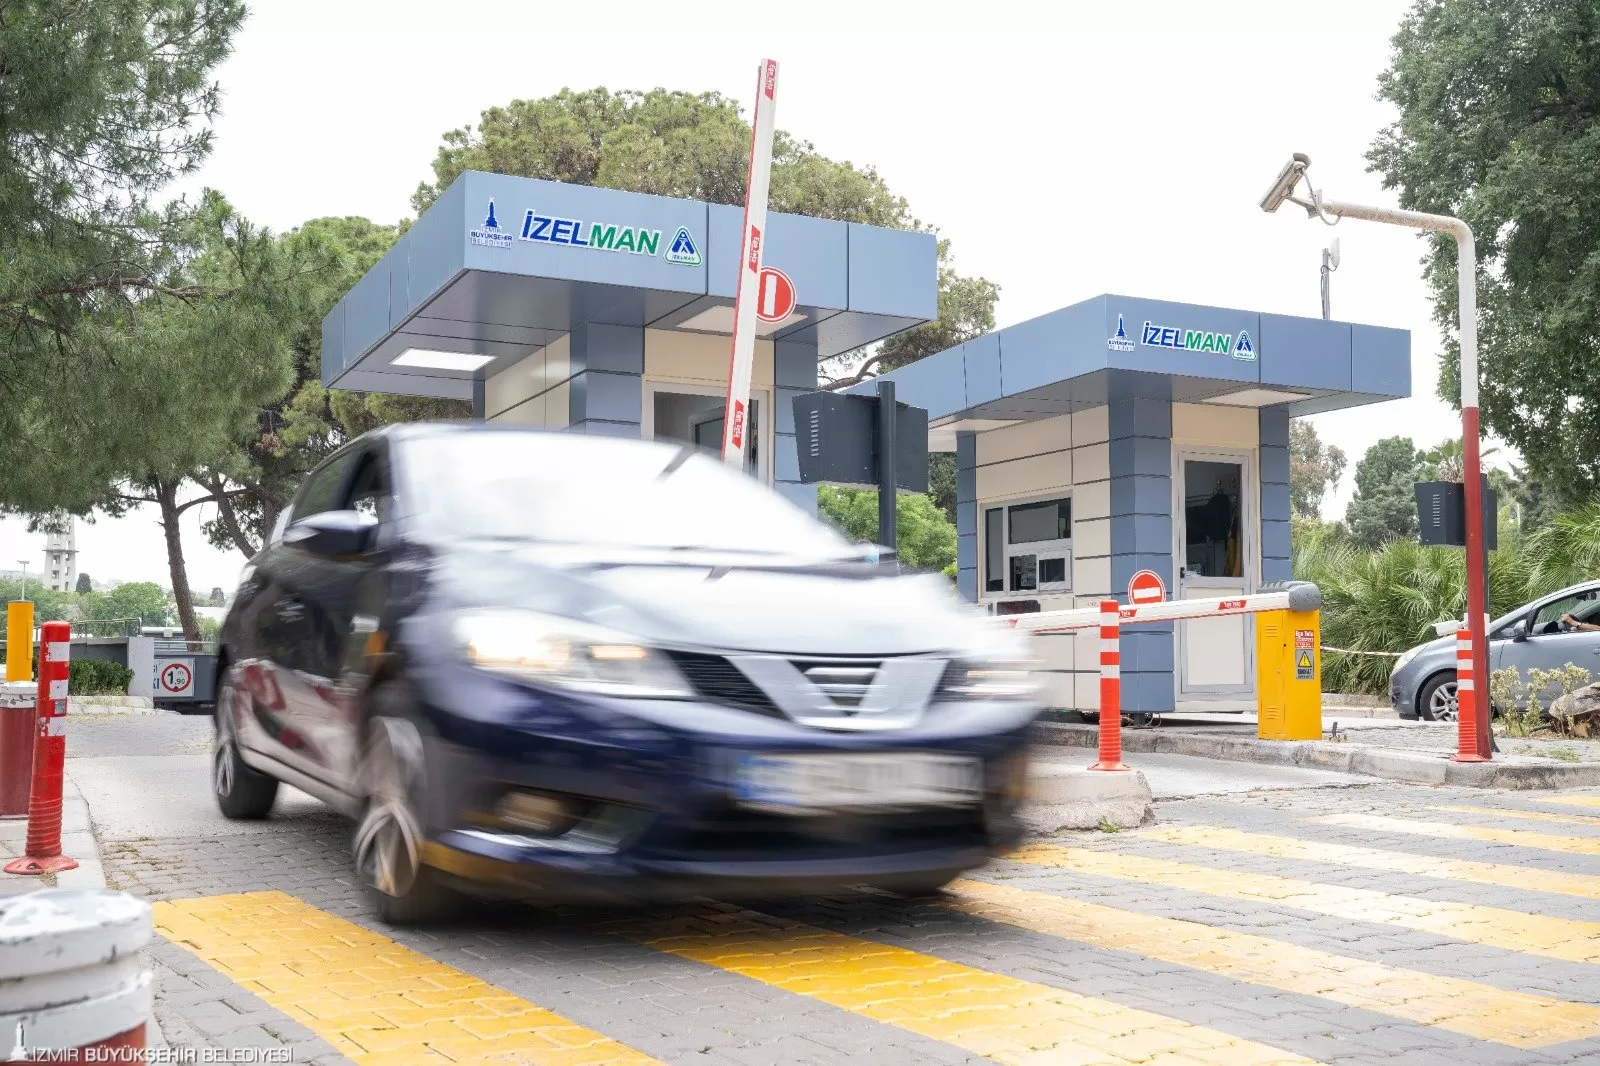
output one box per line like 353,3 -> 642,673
1433,804 -> 1600,829
1011,845 -> 1600,965
155,892 -> 660,1066
1538,794 -> 1600,809
1140,824 -> 1600,901
616,901 -> 1321,1066
1314,812 -> 1600,856
945,878 -> 1600,1048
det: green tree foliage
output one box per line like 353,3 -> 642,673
815,487 -> 956,575
199,216 -> 469,558
80,582 -> 172,628
1344,436 -> 1423,549
1289,420 -> 1347,518
74,573 -> 91,594
1370,0 -> 1600,502
413,87 -> 997,387
0,0 -> 245,498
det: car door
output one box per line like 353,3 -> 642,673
249,448 -> 361,779
320,446 -> 397,787
1503,588 -> 1600,707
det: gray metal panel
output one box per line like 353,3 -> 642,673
568,419 -> 640,438
1102,294 -> 1261,385
847,224 -> 938,320
570,370 -> 643,425
775,337 -> 819,388
572,323 -> 644,374
1260,446 -> 1290,485
1351,323 -> 1411,397
774,481 -> 818,517
1110,436 -> 1170,478
461,172 -> 709,296
706,204 -> 849,310
843,347 -> 966,420
402,175 -> 470,327
1262,519 -> 1291,560
1111,514 -> 1173,555
1260,484 -> 1291,523
957,533 -> 976,570
962,334 -> 1002,407
1110,475 -> 1170,515
998,300 -> 1105,397
1259,405 -> 1290,448
1110,396 -> 1172,438
1259,313 -> 1352,392
774,434 -> 801,482
333,369 -> 473,400
321,302 -> 345,384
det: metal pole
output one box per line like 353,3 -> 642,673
1320,248 -> 1332,320
877,379 -> 897,560
1317,199 -> 1490,762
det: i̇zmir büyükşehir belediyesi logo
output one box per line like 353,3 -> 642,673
469,199 -> 514,249
1108,314 -> 1136,352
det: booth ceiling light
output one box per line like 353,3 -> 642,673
677,305 -> 807,336
1206,387 -> 1310,408
392,349 -> 496,371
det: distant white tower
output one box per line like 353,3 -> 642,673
43,520 -> 77,592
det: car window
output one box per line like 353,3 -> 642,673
344,452 -> 392,524
1534,591 -> 1599,629
294,451 -> 357,523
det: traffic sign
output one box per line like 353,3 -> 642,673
1127,569 -> 1166,605
157,659 -> 194,697
756,266 -> 797,323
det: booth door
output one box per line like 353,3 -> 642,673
1175,450 -> 1256,703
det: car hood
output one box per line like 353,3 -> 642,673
434,542 -> 991,657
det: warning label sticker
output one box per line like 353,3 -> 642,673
1295,629 -> 1316,680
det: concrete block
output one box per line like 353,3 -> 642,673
1024,765 -> 1153,830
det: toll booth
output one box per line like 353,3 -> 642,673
320,171 -> 939,516
843,297 -> 1410,714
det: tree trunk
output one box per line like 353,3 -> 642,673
202,475 -> 261,557
155,476 -> 201,644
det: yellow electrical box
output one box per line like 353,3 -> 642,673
1257,608 -> 1321,740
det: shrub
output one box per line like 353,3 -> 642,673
69,659 -> 134,697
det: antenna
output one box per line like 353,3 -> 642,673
1328,237 -> 1341,271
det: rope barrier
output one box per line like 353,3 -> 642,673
1321,645 -> 1404,658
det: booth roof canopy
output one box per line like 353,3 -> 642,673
321,171 -> 939,400
845,292 -> 1411,435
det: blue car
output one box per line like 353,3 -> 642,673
214,424 -> 1038,923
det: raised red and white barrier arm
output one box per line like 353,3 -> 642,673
998,582 -> 1323,636
720,58 -> 779,468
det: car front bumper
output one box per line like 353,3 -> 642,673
416,671 -> 1034,900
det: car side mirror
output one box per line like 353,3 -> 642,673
283,510 -> 376,558
1512,618 -> 1532,643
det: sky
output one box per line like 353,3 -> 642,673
0,0 -> 1474,594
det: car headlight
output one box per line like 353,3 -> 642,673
1392,645 -> 1422,675
453,609 -> 693,699
942,659 -> 1040,700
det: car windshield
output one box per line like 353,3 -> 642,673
398,430 -> 856,557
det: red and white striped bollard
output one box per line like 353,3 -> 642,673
1091,598 -> 1128,771
5,621 -> 78,875
1453,626 -> 1486,762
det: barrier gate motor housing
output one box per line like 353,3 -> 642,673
1255,581 -> 1323,741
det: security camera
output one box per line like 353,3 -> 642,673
1259,152 -> 1312,214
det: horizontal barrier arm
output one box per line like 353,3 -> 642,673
997,583 -> 1321,635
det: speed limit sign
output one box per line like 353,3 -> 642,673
156,659 -> 195,697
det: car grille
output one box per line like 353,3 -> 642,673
793,658 -> 882,709
667,651 -> 783,717
640,805 -> 990,860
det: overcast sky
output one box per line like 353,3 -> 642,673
0,0 -> 1473,594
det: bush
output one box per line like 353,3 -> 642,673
69,659 -> 134,697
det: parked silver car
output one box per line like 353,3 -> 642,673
1390,580 -> 1600,720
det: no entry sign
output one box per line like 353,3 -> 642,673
756,266 -> 796,323
1127,569 -> 1166,605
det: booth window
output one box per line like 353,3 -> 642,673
983,495 -> 1072,596
1183,460 -> 1243,578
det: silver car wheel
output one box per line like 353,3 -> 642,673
354,718 -> 425,900
1429,680 -> 1459,722
213,736 -> 235,799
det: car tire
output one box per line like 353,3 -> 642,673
354,686 -> 461,927
214,682 -> 278,820
1417,671 -> 1459,722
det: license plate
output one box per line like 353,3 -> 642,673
732,752 -> 981,813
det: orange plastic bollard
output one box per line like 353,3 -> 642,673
1451,626 -> 1487,763
6,621 -> 78,875
1090,598 -> 1128,771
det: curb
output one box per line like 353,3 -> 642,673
1034,722 -> 1600,790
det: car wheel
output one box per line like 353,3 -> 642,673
1418,671 -> 1459,722
214,681 -> 278,820
353,692 -> 460,926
